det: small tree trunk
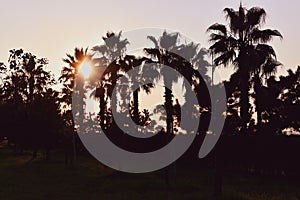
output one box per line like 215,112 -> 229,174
133,89 -> 139,124
254,74 -> 262,131
97,87 -> 106,129
240,71 -> 250,133
164,87 -> 173,135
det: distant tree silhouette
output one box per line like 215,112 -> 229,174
263,67 -> 300,133
0,49 -> 59,159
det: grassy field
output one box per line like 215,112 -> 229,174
0,146 -> 299,200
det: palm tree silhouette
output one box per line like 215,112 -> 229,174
145,31 -> 181,136
92,31 -> 129,127
59,47 -> 90,165
207,3 -> 282,132
120,55 -> 156,125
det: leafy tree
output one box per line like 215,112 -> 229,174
262,67 -> 300,134
0,49 -> 58,158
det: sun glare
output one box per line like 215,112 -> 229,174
79,60 -> 93,78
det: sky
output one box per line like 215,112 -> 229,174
0,0 -> 299,110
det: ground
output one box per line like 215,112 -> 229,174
0,146 -> 299,200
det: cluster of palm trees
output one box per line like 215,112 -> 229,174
42,3 -> 300,156
0,3 -> 298,160
58,5 -> 299,197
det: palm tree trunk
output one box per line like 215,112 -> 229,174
133,89 -> 139,124
256,103 -> 262,130
71,117 -> 77,165
164,85 -> 173,188
254,74 -> 262,130
111,71 -> 118,124
164,87 -> 173,135
97,87 -> 105,129
240,71 -> 250,133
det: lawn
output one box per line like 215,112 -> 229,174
0,146 -> 299,200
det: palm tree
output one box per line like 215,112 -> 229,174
59,47 -> 90,165
120,55 -> 155,125
92,31 -> 129,128
144,31 -> 210,187
144,31 -> 181,136
145,31 -> 210,135
207,3 -> 282,132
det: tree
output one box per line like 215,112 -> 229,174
92,31 -> 129,128
59,47 -> 90,165
144,31 -> 181,136
263,67 -> 300,134
120,55 -> 155,125
0,49 -> 58,158
207,3 -> 282,132
144,31 -> 210,188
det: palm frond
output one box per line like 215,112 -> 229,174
147,36 -> 159,49
207,23 -> 227,36
214,50 -> 236,66
209,40 -> 228,55
250,28 -> 283,43
246,7 -> 266,29
256,44 -> 277,58
223,7 -> 240,34
262,58 -> 281,77
160,31 -> 179,50
209,33 -> 227,42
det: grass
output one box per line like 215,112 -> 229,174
0,146 -> 299,200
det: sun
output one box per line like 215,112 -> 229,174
79,60 -> 93,78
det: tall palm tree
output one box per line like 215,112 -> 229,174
207,3 -> 282,131
145,31 -> 181,136
120,55 -> 155,125
92,31 -> 129,128
145,31 -> 210,135
59,47 -> 90,165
